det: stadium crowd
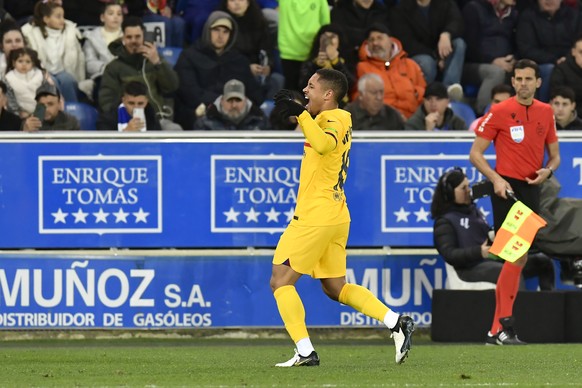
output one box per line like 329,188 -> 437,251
0,0 -> 581,131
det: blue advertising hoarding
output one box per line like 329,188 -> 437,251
0,133 -> 580,248
0,251 -> 443,329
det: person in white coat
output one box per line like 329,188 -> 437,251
82,2 -> 123,101
21,1 -> 86,102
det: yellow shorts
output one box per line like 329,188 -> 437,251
273,222 -> 350,278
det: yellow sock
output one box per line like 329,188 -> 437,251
274,285 -> 309,343
339,283 -> 389,322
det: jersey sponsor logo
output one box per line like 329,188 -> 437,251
510,125 -> 524,143
38,155 -> 162,234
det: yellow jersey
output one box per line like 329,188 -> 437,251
293,108 -> 352,226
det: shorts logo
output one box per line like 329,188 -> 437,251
38,155 -> 162,234
211,155 -> 301,233
510,125 -> 525,143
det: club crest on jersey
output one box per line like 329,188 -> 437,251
510,125 -> 524,143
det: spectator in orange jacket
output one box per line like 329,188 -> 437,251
353,24 -> 426,118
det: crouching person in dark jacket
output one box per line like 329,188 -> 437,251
194,79 -> 267,130
431,167 -> 555,290
97,81 -> 161,131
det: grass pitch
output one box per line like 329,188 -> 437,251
0,335 -> 581,387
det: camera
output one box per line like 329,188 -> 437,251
471,180 -> 493,200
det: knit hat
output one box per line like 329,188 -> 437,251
366,23 -> 391,37
223,79 -> 245,100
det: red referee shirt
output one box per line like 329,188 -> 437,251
475,96 -> 558,181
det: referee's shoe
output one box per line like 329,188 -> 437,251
390,315 -> 415,364
275,349 -> 320,367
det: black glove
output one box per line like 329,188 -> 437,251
274,89 -> 305,117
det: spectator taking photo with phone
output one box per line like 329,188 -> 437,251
22,84 -> 80,131
96,81 -> 161,131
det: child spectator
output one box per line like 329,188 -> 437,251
299,24 -> 355,106
0,21 -> 26,78
4,47 -> 53,118
21,1 -> 86,103
83,1 -> 123,101
97,81 -> 162,131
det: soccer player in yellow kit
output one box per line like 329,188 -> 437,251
270,68 -> 415,367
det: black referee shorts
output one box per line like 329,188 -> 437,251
490,176 -> 541,232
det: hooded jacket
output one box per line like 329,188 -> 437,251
354,37 -> 426,118
173,11 -> 262,130
98,37 -> 179,115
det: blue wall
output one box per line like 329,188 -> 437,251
0,133 -> 580,249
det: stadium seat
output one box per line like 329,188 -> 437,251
450,101 -> 477,126
463,83 -> 479,98
444,262 -> 496,290
64,102 -> 99,130
159,46 -> 182,66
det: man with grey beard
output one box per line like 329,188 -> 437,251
194,79 -> 267,130
354,24 -> 426,119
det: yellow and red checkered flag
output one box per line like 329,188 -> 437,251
489,201 -> 547,262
